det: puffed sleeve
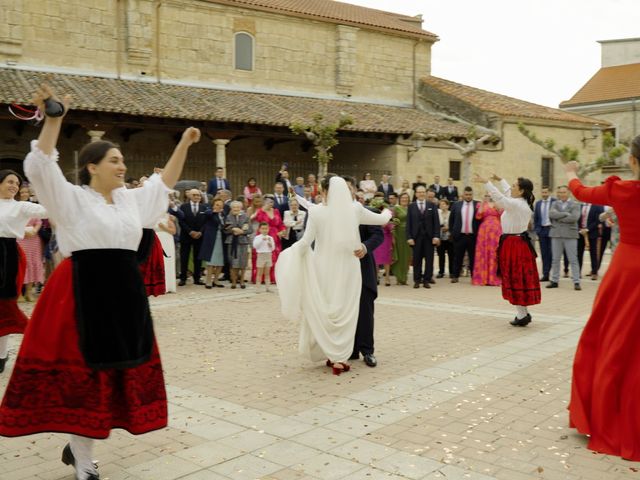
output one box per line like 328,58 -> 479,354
356,203 -> 391,225
23,140 -> 84,226
569,176 -> 617,206
485,181 -> 519,210
128,173 -> 172,228
19,201 -> 47,219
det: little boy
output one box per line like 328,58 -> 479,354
252,222 -> 275,292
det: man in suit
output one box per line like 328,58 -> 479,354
443,178 -> 459,202
407,186 -> 441,288
207,167 -> 231,197
273,182 -> 289,218
178,189 -> 209,286
342,175 -> 385,368
577,202 -> 605,280
412,175 -> 427,192
377,174 -> 394,201
428,175 -> 445,199
547,185 -> 581,290
534,186 -> 555,281
448,186 -> 480,283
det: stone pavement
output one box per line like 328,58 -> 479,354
2,255 -> 640,480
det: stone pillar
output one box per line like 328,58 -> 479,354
213,139 -> 230,170
87,130 -> 106,143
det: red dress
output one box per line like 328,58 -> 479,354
0,244 -> 27,337
568,176 -> 640,460
252,209 -> 285,283
139,232 -> 166,297
0,259 -> 167,438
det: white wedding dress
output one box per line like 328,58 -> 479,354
275,177 -> 391,363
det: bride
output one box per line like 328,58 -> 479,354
276,174 -> 390,375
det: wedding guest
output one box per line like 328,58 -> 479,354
397,179 -> 415,202
360,173 -> 377,201
243,177 -> 262,206
370,197 -> 394,286
412,175 -> 427,192
224,201 -> 252,289
472,193 -> 503,286
283,199 -> 306,248
307,173 -> 319,198
178,189 -> 208,286
253,223 -> 275,292
16,186 -> 44,302
293,176 -> 306,197
254,196 -> 286,284
248,194 -> 264,283
377,174 -> 394,200
436,199 -> 453,278
207,166 -> 230,197
407,186 -> 441,288
391,192 -> 411,285
199,198 -> 226,289
449,186 -> 480,282
443,178 -> 459,202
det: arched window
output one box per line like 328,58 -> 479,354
234,32 -> 254,71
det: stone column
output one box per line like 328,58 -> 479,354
213,139 -> 230,170
87,130 -> 106,143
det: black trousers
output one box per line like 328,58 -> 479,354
577,235 -> 599,275
452,234 -> 476,278
412,237 -> 435,283
538,231 -> 552,278
437,239 -> 453,275
180,238 -> 202,281
353,287 -> 376,356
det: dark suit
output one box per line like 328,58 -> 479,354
449,200 -> 480,278
273,193 -> 289,219
534,198 -> 556,278
353,220 -> 384,357
377,183 -> 394,200
179,202 -> 209,282
412,181 -> 427,194
577,203 -> 604,275
428,184 -> 445,200
443,185 -> 459,202
406,200 -> 441,283
207,177 -> 231,196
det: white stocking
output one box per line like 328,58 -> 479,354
0,335 -> 8,359
515,306 -> 528,320
70,435 -> 97,479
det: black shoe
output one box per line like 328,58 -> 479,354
540,276 -> 549,282
429,278 -> 436,284
546,282 -> 559,288
510,314 -> 532,327
363,353 -> 377,367
451,278 -> 459,283
0,356 -> 7,373
423,282 -> 431,289
178,280 -> 186,286
205,285 -> 213,289
413,283 -> 420,289
574,283 -> 582,291
436,273 -> 444,279
193,281 -> 204,286
349,352 -> 359,360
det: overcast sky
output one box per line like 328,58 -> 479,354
347,0 -> 638,108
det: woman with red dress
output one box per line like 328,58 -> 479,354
254,196 -> 286,284
0,85 -> 200,480
567,136 -> 640,461
0,171 -> 46,374
475,173 -> 540,326
472,194 -> 503,286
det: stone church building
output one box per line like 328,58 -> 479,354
0,0 -> 603,193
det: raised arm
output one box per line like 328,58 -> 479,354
356,202 -> 391,226
564,161 -> 611,206
160,128 -> 201,189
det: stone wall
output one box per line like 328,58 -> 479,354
3,0 -> 432,105
600,38 -> 640,68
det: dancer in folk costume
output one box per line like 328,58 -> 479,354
0,85 -> 200,480
475,173 -> 540,326
568,136 -> 640,460
0,170 -> 46,373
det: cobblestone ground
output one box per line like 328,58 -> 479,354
2,254 -> 639,480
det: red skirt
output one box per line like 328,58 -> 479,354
570,242 -> 640,460
139,234 -> 166,297
498,236 -> 541,306
0,258 -> 167,439
0,245 -> 28,337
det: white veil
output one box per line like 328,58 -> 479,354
325,176 -> 361,253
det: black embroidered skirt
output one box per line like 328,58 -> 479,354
0,238 -> 28,336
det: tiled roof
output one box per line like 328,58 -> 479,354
422,76 -> 602,126
0,68 -> 468,137
560,63 -> 640,107
211,0 -> 436,39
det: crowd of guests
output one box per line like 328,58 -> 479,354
12,169 -> 615,299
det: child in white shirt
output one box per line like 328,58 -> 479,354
252,222 -> 275,292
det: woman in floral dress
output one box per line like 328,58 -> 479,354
472,194 -> 502,286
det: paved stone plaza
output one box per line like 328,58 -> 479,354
2,257 -> 639,480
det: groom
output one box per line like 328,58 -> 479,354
342,175 -> 384,367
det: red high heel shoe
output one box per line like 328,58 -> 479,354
327,361 -> 350,376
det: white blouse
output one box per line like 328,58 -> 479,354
485,179 -> 531,234
24,141 -> 171,257
0,199 -> 47,239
